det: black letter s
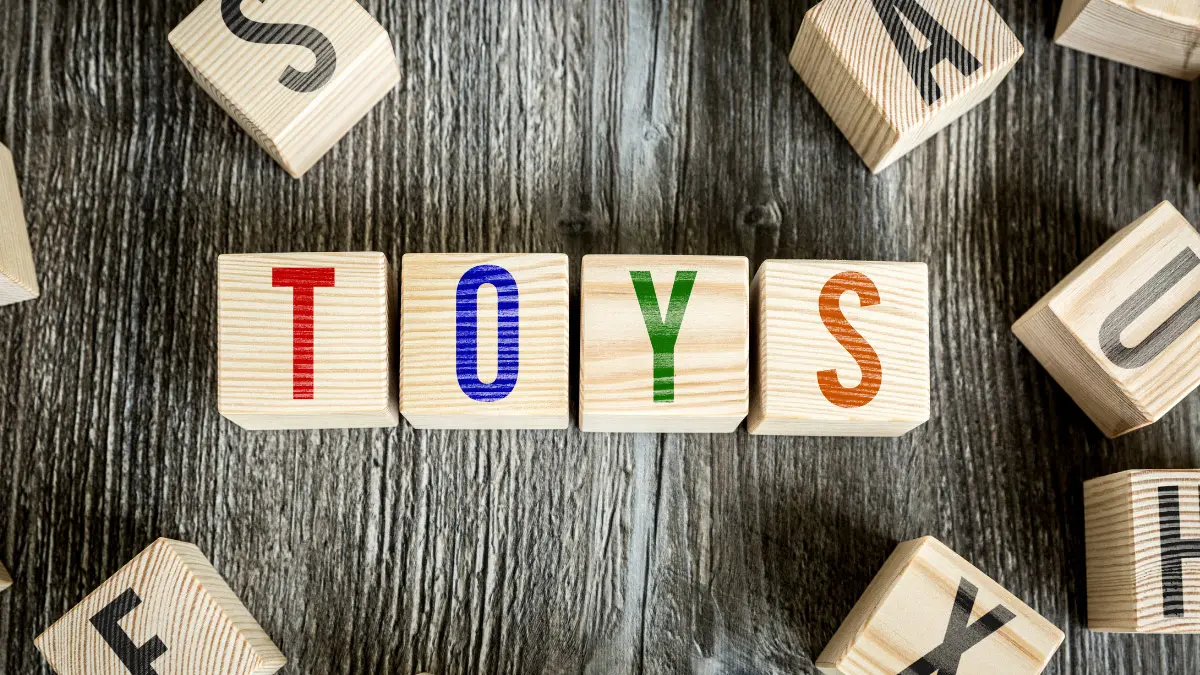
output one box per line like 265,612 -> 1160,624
221,0 -> 338,93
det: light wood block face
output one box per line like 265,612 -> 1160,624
34,538 -> 286,675
0,559 -> 11,592
218,252 -> 398,430
749,261 -> 929,436
817,536 -> 1064,674
169,0 -> 400,177
1013,202 -> 1200,438
0,142 -> 39,307
399,254 -> 570,430
1056,0 -> 1200,80
790,0 -> 1024,173
1085,470 -> 1200,633
579,255 -> 749,433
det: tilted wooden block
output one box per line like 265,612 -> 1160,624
0,142 -> 39,306
34,538 -> 286,675
1085,470 -> 1200,633
169,0 -> 400,177
818,536 -> 1064,674
1013,202 -> 1200,437
579,255 -> 749,433
1056,0 -> 1200,80
749,261 -> 929,436
0,559 -> 11,592
218,252 -> 398,430
399,254 -> 570,429
790,0 -> 1023,173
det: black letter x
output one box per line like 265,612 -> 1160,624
90,588 -> 168,675
900,578 -> 1016,675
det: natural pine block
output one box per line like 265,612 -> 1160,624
749,261 -> 929,436
218,252 -> 398,430
34,538 -> 286,675
1085,470 -> 1200,633
579,255 -> 749,433
790,0 -> 1024,173
399,254 -> 570,430
818,536 -> 1064,674
1013,202 -> 1200,438
0,559 -> 11,592
169,0 -> 400,177
1056,0 -> 1200,80
0,142 -> 39,306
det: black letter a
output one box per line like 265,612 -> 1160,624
870,0 -> 982,105
90,588 -> 168,675
900,578 -> 1015,675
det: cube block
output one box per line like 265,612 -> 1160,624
749,261 -> 929,436
1056,0 -> 1200,80
218,252 -> 398,430
1085,470 -> 1200,633
0,559 -> 11,592
790,0 -> 1024,172
817,536 -> 1064,674
0,142 -> 39,306
35,538 -> 286,675
400,254 -> 570,429
579,255 -> 749,433
1013,202 -> 1200,437
169,0 -> 400,177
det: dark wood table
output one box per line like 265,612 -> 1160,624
1,1 -> 1197,672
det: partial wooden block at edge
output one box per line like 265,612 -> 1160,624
1056,0 -> 1200,80
218,252 -> 398,430
817,536 -> 1064,674
1013,202 -> 1200,437
790,0 -> 1024,173
579,255 -> 749,433
400,254 -> 570,430
1085,470 -> 1200,633
34,538 -> 286,675
749,260 -> 929,436
169,0 -> 401,177
0,560 -> 11,592
0,142 -> 39,306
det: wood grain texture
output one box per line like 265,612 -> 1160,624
1055,0 -> 1200,80
218,252 -> 398,429
400,253 -> 570,429
169,0 -> 401,177
0,142 -> 38,306
790,0 -> 1024,172
816,536 -> 1065,674
0,561 -> 10,592
34,539 -> 286,674
749,260 -> 929,436
579,255 -> 750,433
1084,470 -> 1200,633
1012,202 -> 1200,438
0,0 -> 1198,672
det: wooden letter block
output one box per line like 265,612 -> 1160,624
169,0 -> 400,177
1013,202 -> 1200,437
218,252 -> 398,430
579,255 -> 749,433
790,0 -> 1024,173
34,538 -> 285,675
0,559 -> 11,592
749,261 -> 929,436
1085,470 -> 1200,632
0,142 -> 39,306
399,254 -> 570,429
818,536 -> 1064,674
1056,0 -> 1200,80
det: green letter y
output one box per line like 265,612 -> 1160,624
630,270 -> 697,402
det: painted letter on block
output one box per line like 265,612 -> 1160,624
630,270 -> 697,403
456,264 -> 520,403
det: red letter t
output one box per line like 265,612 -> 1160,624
272,267 -> 336,400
